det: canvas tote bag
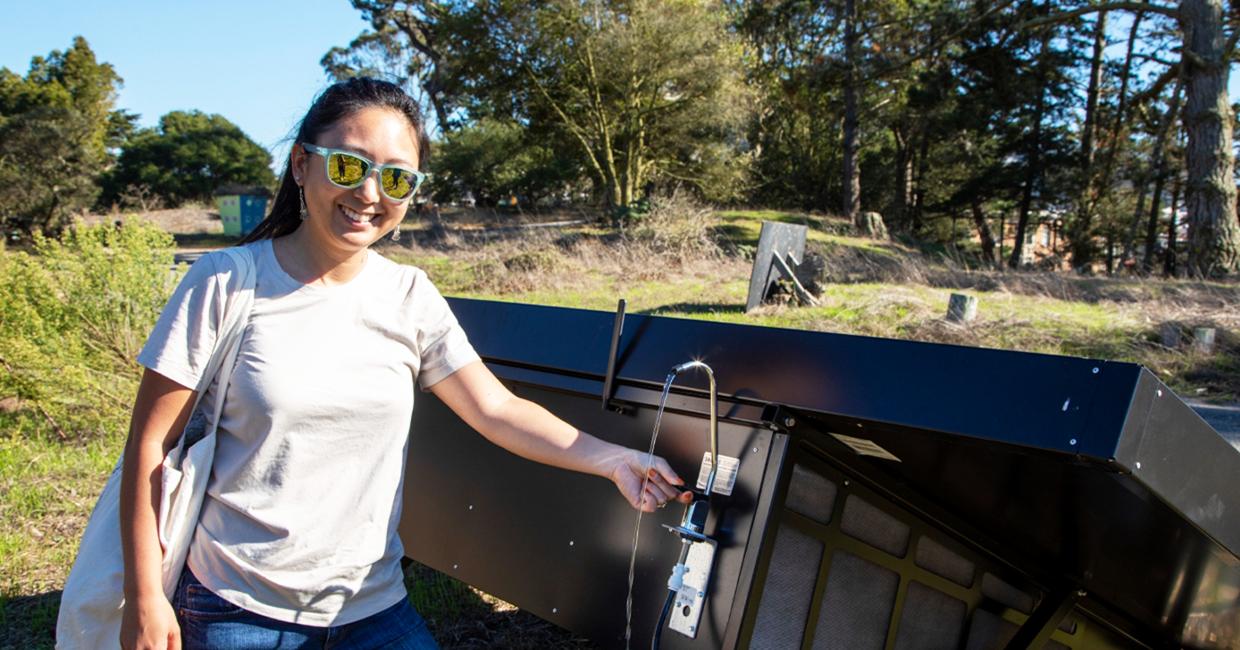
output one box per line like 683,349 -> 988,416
56,246 -> 256,649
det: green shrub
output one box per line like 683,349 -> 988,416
0,221 -> 175,439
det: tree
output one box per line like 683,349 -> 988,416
101,111 -> 275,207
336,0 -> 751,219
0,37 -> 124,235
432,117 -> 584,205
1026,0 -> 1240,276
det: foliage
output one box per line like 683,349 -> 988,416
0,37 -> 128,236
431,117 -> 584,205
100,110 -> 275,208
335,0 -> 752,216
0,221 -> 175,440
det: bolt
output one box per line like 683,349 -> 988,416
1069,438 -> 1078,445
1092,367 -> 1100,374
784,416 -> 796,428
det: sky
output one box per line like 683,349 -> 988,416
0,1 -> 372,171
3,1 -> 1239,174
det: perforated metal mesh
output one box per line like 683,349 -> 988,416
965,609 -> 1018,650
841,494 -> 911,557
892,581 -> 968,650
981,572 -> 1036,614
787,463 -> 837,524
751,523 -> 823,649
915,535 -> 976,587
811,551 -> 899,650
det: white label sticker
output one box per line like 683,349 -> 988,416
695,453 -> 740,496
830,433 -> 902,462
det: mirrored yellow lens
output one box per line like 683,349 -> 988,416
382,168 -> 415,199
327,152 -> 368,185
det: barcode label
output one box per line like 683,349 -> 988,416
695,452 -> 740,496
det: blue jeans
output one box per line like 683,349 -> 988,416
173,569 -> 440,649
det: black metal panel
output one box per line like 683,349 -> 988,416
401,371 -> 773,648
408,298 -> 1240,648
448,298 -> 1120,455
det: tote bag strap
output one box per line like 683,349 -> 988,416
169,246 -> 256,460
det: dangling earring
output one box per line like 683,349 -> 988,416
391,225 -> 401,242
298,186 -> 308,220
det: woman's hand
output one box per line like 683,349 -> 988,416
120,593 -> 181,650
606,448 -> 695,512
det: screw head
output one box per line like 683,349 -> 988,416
1092,367 -> 1100,374
1069,438 -> 1078,445
784,416 -> 796,428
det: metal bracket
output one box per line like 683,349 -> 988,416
760,403 -> 809,434
602,298 -> 627,412
1003,587 -> 1083,650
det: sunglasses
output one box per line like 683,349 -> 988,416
301,143 -> 426,202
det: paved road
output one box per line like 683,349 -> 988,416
1188,399 -> 1240,448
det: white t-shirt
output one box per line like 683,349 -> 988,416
137,239 -> 480,626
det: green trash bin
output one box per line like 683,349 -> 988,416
214,185 -> 271,237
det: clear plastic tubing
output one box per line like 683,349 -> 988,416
624,371 -> 678,650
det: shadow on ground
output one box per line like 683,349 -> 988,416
1,590 -> 60,649
638,302 -> 743,317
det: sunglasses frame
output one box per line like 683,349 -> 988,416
301,143 -> 427,202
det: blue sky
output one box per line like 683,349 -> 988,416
3,2 -> 1238,175
0,1 -> 371,170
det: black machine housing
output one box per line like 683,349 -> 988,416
399,298 -> 1240,649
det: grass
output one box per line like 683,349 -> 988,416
2,206 -> 1237,648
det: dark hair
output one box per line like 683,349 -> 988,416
241,78 -> 431,243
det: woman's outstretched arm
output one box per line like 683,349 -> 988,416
429,361 -> 693,512
118,369 -> 196,650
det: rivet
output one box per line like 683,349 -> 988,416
1069,438 -> 1078,445
1092,367 -> 1100,374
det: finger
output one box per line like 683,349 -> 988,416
169,628 -> 182,650
650,457 -> 685,487
645,471 -> 682,501
637,491 -> 657,512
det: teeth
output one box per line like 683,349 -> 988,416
341,205 -> 373,224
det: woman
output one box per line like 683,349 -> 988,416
119,78 -> 690,650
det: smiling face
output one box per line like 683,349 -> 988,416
290,106 -> 421,259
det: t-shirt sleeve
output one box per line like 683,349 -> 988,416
413,271 -> 481,389
136,251 -> 239,390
